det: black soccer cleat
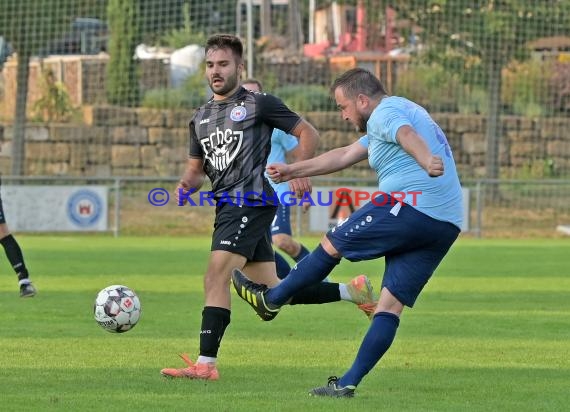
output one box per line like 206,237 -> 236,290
19,282 -> 37,298
309,376 -> 356,398
231,268 -> 280,321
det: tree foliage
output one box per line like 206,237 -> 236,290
106,0 -> 140,107
379,0 -> 570,178
32,67 -> 77,122
383,1 -> 570,83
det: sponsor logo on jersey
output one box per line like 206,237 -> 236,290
230,105 -> 247,121
200,118 -> 210,124
200,127 -> 243,171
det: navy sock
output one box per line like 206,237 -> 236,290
266,244 -> 340,306
274,251 -> 291,280
339,312 -> 400,387
293,245 -> 310,262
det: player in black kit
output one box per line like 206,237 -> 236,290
160,34 -> 375,381
0,178 -> 36,297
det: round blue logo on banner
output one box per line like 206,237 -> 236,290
67,189 -> 103,227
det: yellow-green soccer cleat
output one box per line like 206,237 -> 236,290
231,268 -> 280,321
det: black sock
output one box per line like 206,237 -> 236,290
0,235 -> 29,279
289,282 -> 341,305
266,244 -> 340,305
293,245 -> 310,262
199,306 -> 231,358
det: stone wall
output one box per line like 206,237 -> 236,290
0,107 -> 569,179
0,106 -> 189,177
305,112 -> 570,179
0,55 -> 169,120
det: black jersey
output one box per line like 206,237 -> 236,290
189,87 -> 301,206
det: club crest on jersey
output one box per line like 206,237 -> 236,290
230,105 -> 247,121
200,127 -> 243,171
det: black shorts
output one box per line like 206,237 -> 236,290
211,203 -> 277,262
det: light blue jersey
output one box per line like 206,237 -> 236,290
266,128 -> 298,198
360,96 -> 463,229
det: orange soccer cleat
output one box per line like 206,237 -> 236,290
160,353 -> 219,380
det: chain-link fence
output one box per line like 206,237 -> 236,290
2,175 -> 568,238
0,1 -> 569,237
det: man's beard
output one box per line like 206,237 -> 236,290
210,73 -> 238,95
356,115 -> 366,133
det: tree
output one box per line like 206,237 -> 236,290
379,1 -> 570,179
0,0 -> 105,175
288,0 -> 304,51
106,0 -> 140,107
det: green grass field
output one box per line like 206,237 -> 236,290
1,236 -> 569,411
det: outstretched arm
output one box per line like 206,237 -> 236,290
396,125 -> 444,177
287,119 -> 320,195
267,140 -> 367,182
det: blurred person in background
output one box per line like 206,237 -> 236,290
0,179 -> 36,297
241,78 -> 312,279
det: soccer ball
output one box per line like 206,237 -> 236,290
94,285 -> 141,333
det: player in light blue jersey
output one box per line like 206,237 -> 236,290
233,68 -> 463,397
266,128 -> 312,276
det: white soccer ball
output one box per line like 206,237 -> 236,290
94,285 -> 141,333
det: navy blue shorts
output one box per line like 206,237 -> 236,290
327,196 -> 460,307
271,203 -> 292,236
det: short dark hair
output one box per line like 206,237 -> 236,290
242,78 -> 263,91
205,34 -> 243,60
330,68 -> 387,99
